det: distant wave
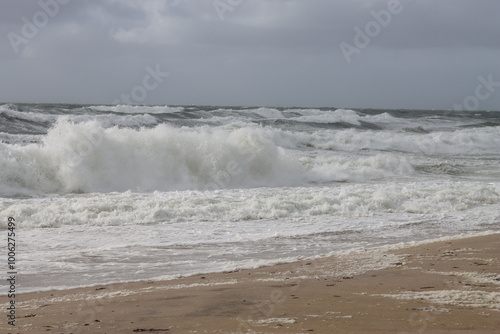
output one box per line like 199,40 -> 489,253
305,126 -> 500,155
2,104 -> 500,136
92,105 -> 184,114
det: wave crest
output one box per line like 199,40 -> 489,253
0,120 -> 305,195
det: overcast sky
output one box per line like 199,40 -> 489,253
1,0 -> 499,110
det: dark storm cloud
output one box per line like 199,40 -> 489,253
1,0 -> 499,109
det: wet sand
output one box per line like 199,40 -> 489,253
2,232 -> 499,333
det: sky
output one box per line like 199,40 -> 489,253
1,0 -> 499,110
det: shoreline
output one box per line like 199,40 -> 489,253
2,231 -> 500,333
12,230 -> 499,295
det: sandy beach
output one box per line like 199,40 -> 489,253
2,232 -> 499,334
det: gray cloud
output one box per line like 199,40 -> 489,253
1,0 -> 499,109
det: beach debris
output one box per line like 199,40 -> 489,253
407,307 -> 450,312
474,262 -> 488,266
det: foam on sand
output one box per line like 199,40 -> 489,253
378,290 -> 500,310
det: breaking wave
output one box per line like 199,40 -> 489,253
0,120 -> 422,196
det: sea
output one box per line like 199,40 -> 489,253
1,103 -> 499,293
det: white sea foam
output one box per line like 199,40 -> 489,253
305,153 -> 415,182
378,290 -> 500,310
0,120 -> 304,195
249,107 -> 285,119
70,113 -> 158,128
251,318 -> 297,325
0,133 -> 40,145
215,120 -> 499,156
1,120 -> 498,206
431,271 -> 500,286
1,181 -> 498,228
291,108 -> 364,125
2,119 -> 452,196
